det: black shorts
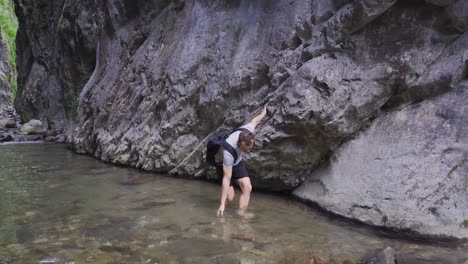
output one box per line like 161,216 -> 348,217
216,161 -> 249,187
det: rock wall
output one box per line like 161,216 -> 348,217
0,30 -> 12,109
294,80 -> 468,239
14,0 -> 468,239
14,0 -> 104,131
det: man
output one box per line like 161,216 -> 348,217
216,105 -> 268,217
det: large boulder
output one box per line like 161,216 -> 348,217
294,80 -> 468,239
20,119 -> 45,134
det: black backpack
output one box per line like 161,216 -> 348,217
206,128 -> 247,166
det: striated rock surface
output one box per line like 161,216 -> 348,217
294,81 -> 468,238
0,29 -> 12,110
14,0 -> 468,238
14,0 -> 104,131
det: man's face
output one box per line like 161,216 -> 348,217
239,140 -> 254,152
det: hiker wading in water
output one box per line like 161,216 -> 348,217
214,105 -> 268,217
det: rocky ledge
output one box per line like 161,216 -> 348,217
0,107 -> 66,144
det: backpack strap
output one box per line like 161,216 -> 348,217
221,127 -> 248,165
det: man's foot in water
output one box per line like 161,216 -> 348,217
236,208 -> 255,220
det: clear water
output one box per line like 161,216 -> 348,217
0,143 -> 466,264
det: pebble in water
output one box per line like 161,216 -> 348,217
230,233 -> 255,242
38,257 -> 62,263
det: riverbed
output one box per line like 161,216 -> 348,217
0,143 -> 466,263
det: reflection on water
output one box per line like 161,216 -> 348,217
0,143 -> 467,263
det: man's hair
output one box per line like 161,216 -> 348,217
238,130 -> 255,147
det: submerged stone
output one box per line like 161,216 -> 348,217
229,233 -> 255,242
120,175 -> 154,185
142,198 -> 176,207
38,257 -> 62,263
242,247 -> 267,257
163,237 -> 242,258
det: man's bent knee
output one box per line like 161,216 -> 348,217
244,183 -> 252,194
237,177 -> 252,194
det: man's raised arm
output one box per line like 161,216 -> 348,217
248,105 -> 268,129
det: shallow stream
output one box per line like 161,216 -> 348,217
0,143 -> 466,263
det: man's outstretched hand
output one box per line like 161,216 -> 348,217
261,104 -> 268,116
217,204 -> 225,217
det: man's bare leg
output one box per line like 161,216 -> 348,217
236,177 -> 252,209
226,186 -> 235,204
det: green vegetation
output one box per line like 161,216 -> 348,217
464,220 -> 468,228
0,0 -> 18,103
70,71 -> 92,120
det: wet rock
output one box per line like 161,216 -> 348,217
0,135 -> 13,143
98,243 -> 132,255
32,238 -> 49,244
15,226 -> 37,243
229,233 -> 255,242
4,244 -> 29,256
139,250 -> 178,264
310,256 -> 327,264
54,134 -> 66,143
332,259 -> 354,264
120,175 -> 154,185
131,230 -> 149,241
0,256 -> 16,264
242,247 -> 267,257
20,120 -> 45,134
134,198 -> 177,210
82,223 -> 133,241
395,253 -> 458,264
45,134 -> 67,143
45,130 -> 58,137
294,81 -> 468,239
75,248 -> 125,264
45,136 -> 55,142
148,222 -> 180,232
0,118 -> 16,129
210,255 -> 241,264
163,237 -> 242,258
142,198 -> 176,207
277,250 -> 310,264
365,247 -> 396,264
38,257 -> 62,263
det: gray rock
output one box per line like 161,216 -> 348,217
396,252 -> 458,264
20,119 -> 45,134
294,81 -> 468,239
445,0 -> 468,33
425,0 -> 457,7
45,136 -> 56,142
54,134 -> 67,143
366,247 -> 396,264
0,118 -> 15,129
0,134 -> 13,143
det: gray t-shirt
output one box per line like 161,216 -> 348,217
214,123 -> 255,167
